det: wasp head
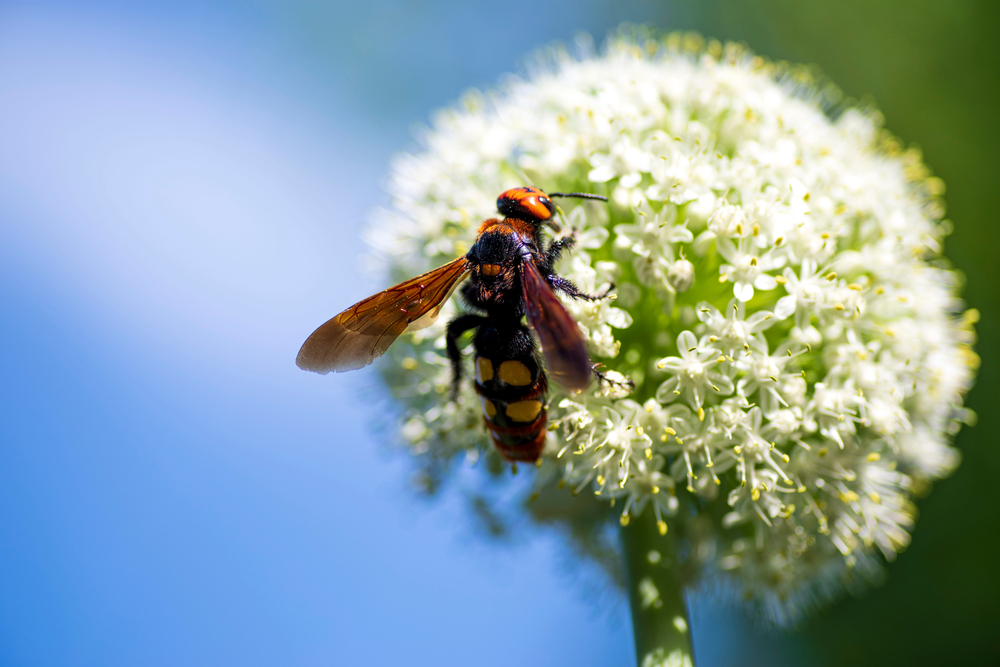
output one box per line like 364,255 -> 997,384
496,186 -> 555,223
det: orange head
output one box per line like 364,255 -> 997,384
496,187 -> 555,222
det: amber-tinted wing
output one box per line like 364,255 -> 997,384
520,259 -> 592,391
296,257 -> 469,374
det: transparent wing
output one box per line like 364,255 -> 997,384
520,259 -> 592,391
296,257 -> 469,374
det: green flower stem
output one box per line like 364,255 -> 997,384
621,511 -> 695,667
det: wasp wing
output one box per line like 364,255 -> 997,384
520,259 -> 592,391
297,257 -> 470,374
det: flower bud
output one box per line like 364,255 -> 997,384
708,201 -> 748,237
666,258 -> 695,293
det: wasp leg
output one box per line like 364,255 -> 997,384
547,274 -> 615,302
541,232 -> 578,273
446,314 -> 486,399
592,363 -> 635,393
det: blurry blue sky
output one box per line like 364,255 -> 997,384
0,2 -> 821,665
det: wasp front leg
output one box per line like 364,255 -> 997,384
541,232 -> 577,273
446,314 -> 486,399
546,274 -> 615,302
542,233 -> 615,302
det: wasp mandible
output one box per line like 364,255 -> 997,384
297,187 -> 618,463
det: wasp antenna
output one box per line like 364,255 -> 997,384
548,192 -> 609,202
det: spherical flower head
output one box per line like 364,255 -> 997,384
369,29 -> 978,622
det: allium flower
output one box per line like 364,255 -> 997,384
368,28 -> 978,663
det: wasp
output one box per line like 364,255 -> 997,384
297,187 -> 620,463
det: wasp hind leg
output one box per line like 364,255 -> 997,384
445,314 -> 486,399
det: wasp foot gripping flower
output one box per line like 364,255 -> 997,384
369,28 -> 978,666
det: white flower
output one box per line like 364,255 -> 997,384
716,235 -> 782,302
371,30 -> 978,623
655,331 -> 733,408
696,299 -> 775,354
666,257 -> 696,293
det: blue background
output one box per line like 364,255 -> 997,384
1,2 -> 996,666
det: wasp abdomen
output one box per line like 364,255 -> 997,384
473,325 -> 548,462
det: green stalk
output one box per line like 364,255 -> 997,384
621,510 -> 695,667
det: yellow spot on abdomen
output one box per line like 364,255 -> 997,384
498,360 -> 533,386
506,400 -> 542,422
475,357 -> 494,383
480,397 -> 497,420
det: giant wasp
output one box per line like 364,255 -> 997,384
297,187 -> 623,463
